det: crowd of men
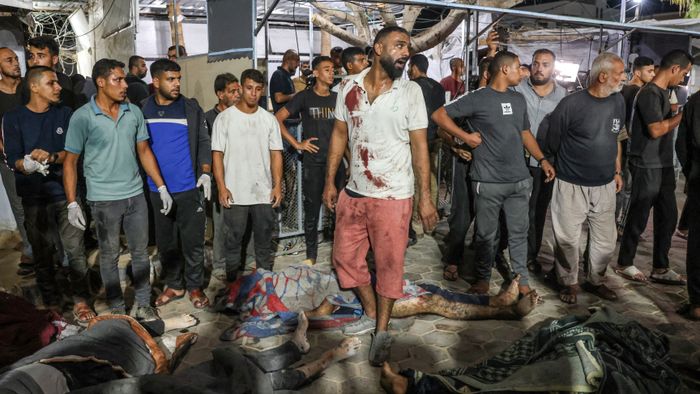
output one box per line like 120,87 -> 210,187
0,27 -> 698,372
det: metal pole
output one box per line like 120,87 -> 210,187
308,6 -> 314,60
599,25 -> 604,54
618,0 -> 626,56
255,0 -> 282,36
265,0 -> 270,100
472,11 -> 479,77
466,14 -> 505,46
464,11 -> 470,97
172,0 -> 180,58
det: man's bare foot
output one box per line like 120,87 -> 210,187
491,274 -> 520,307
513,291 -> 539,317
468,280 -> 490,295
292,312 -> 310,353
163,314 -> 198,331
332,337 -> 362,362
380,362 -> 408,394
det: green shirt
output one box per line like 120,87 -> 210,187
65,96 -> 149,201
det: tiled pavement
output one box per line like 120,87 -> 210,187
0,185 -> 698,392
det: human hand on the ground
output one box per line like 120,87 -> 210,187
270,185 -> 282,208
196,173 -> 211,200
296,138 -> 319,154
158,185 -> 173,215
323,184 -> 338,212
67,201 -> 86,230
541,160 -> 556,182
419,198 -> 438,233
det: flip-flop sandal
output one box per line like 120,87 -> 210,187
675,230 -> 689,240
443,264 -> 459,281
614,266 -> 647,282
189,289 -> 210,309
155,288 -> 185,307
72,302 -> 96,324
649,269 -> 686,286
168,332 -> 198,373
559,286 -> 578,304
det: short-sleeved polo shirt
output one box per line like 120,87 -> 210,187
335,68 -> 428,200
64,96 -> 149,201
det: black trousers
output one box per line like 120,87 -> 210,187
527,166 -> 553,262
687,164 -> 700,305
149,188 -> 206,291
223,204 -> 276,281
443,157 -> 474,265
618,166 -> 677,269
302,163 -> 345,260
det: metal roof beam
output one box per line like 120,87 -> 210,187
369,0 -> 700,38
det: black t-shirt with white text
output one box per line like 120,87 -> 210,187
545,90 -> 625,186
284,88 -> 337,166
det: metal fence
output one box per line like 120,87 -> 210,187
275,131 -> 456,239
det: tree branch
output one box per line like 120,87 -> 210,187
377,3 -> 397,27
347,3 -> 372,44
309,1 -> 356,24
311,13 -> 368,48
411,10 -> 468,53
402,5 -> 422,33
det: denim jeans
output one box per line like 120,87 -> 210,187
90,194 -> 151,309
23,200 -> 88,305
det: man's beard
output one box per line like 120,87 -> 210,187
380,55 -> 406,80
160,89 -> 180,100
530,74 -> 550,86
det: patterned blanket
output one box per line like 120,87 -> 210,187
215,265 -> 435,339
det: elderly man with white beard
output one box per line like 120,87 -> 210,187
544,52 -> 628,304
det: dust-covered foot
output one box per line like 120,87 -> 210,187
491,274 -> 520,307
468,280 -> 491,295
514,291 -> 539,317
292,312 -> 310,353
332,337 -> 361,362
163,314 -> 198,331
380,362 -> 408,394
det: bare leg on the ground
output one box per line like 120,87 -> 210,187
291,311 -> 310,353
380,362 -> 408,394
295,337 -> 362,378
163,314 -> 198,331
391,291 -> 538,320
489,274 -> 520,307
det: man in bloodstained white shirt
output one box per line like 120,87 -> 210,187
322,26 -> 438,367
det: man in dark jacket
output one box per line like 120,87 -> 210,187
126,55 -> 149,107
25,35 -> 75,109
140,59 -> 212,310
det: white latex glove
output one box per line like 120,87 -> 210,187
22,155 -> 42,174
196,173 -> 211,201
36,160 -> 49,176
67,201 -> 86,230
158,185 -> 173,215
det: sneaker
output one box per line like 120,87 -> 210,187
110,306 -> 127,315
342,314 -> 376,336
369,331 -> 393,367
135,306 -> 159,322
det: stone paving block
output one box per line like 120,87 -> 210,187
435,322 -> 464,332
409,344 -> 450,365
422,330 -> 459,347
299,377 -> 339,393
339,376 -> 384,394
407,319 -> 436,336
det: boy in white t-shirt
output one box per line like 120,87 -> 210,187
211,69 -> 283,283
